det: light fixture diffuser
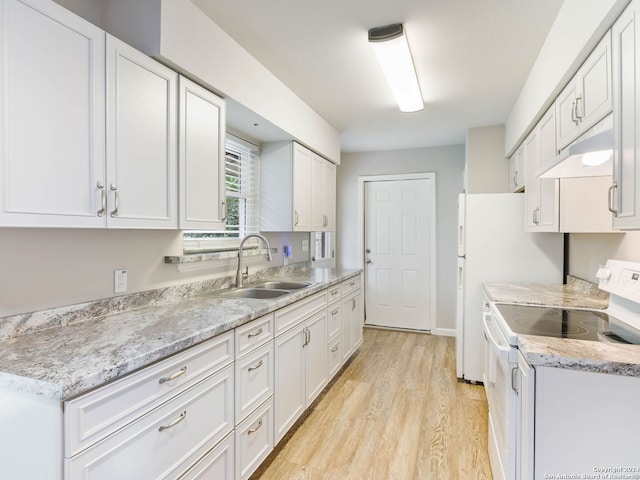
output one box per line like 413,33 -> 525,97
368,23 -> 423,112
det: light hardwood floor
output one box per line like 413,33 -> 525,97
251,328 -> 492,479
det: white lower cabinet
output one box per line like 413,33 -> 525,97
178,432 -> 235,480
235,398 -> 274,480
29,279 -> 364,480
274,309 -> 328,443
341,275 -> 364,362
274,290 -> 329,443
65,364 -> 234,479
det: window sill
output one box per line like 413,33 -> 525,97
165,247 -> 277,265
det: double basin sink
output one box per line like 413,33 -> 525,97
220,281 -> 313,299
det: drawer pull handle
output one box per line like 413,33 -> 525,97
248,360 -> 264,372
248,327 -> 264,338
248,419 -> 263,435
330,345 -> 338,353
159,366 -> 187,384
331,309 -> 339,316
159,411 -> 187,432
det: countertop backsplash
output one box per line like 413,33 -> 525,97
0,261 -> 313,341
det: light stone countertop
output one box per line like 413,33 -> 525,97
482,280 -> 609,310
483,280 -> 640,378
0,267 -> 361,401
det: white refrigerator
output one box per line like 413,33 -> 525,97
456,193 -> 563,382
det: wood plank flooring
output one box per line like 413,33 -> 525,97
251,328 -> 492,479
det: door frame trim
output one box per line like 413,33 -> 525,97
357,173 -> 437,331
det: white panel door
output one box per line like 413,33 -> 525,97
0,0 -> 105,227
106,35 -> 177,229
364,177 -> 435,331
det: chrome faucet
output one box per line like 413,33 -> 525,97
236,234 -> 273,287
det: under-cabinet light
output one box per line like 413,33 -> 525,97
368,23 -> 424,113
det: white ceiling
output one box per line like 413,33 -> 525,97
193,0 -> 564,153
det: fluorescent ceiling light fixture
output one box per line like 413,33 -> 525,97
368,23 -> 423,113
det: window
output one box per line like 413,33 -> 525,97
312,231 -> 335,266
184,134 -> 260,252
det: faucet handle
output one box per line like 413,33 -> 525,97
242,266 -> 249,279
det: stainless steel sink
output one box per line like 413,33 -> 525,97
252,281 -> 312,290
220,288 -> 291,299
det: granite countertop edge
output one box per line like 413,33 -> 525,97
0,268 -> 361,401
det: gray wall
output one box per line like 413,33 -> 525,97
466,125 -> 509,194
337,145 -> 465,333
0,229 -> 309,317
568,232 -> 640,283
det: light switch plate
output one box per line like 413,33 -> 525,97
302,239 -> 309,252
114,269 -> 128,293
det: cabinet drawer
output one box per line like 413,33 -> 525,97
235,313 -> 274,358
65,364 -> 234,480
236,397 -> 274,480
328,336 -> 343,378
275,290 -> 327,335
341,276 -> 361,296
178,431 -> 234,480
327,302 -> 341,341
327,285 -> 341,303
235,340 -> 274,424
64,331 -> 233,457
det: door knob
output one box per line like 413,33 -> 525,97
365,248 -> 371,254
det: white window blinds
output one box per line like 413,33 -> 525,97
223,135 -> 260,237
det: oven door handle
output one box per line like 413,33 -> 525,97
483,314 -> 510,361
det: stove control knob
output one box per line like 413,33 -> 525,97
596,268 -> 612,281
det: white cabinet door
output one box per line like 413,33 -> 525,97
579,32 -> 613,131
524,108 -> 559,232
304,310 -> 328,405
0,0 -> 105,227
509,146 -> 524,193
611,0 -> 640,229
310,153 -> 325,230
274,322 -> 305,443
556,33 -> 612,151
261,141 -> 334,232
352,289 -> 364,350
235,398 -> 274,480
106,35 -> 177,229
179,432 -> 234,480
517,351 -> 534,480
322,159 -> 337,231
178,76 -> 226,230
292,143 -> 312,231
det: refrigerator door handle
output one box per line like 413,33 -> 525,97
458,263 -> 464,289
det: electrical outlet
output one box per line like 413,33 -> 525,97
302,239 -> 309,252
114,269 -> 128,293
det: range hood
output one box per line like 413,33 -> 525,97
537,114 -> 613,179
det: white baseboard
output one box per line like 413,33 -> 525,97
432,327 -> 456,337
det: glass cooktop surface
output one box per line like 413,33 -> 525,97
495,304 -> 640,344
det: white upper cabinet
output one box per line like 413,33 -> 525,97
178,76 -> 226,230
509,146 -> 525,193
106,35 -> 178,228
292,143 -> 312,230
524,107 -> 559,232
261,141 -> 336,232
0,1 -> 180,229
611,0 -> 640,229
310,154 -> 336,231
556,32 -> 613,151
0,0 -> 106,227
